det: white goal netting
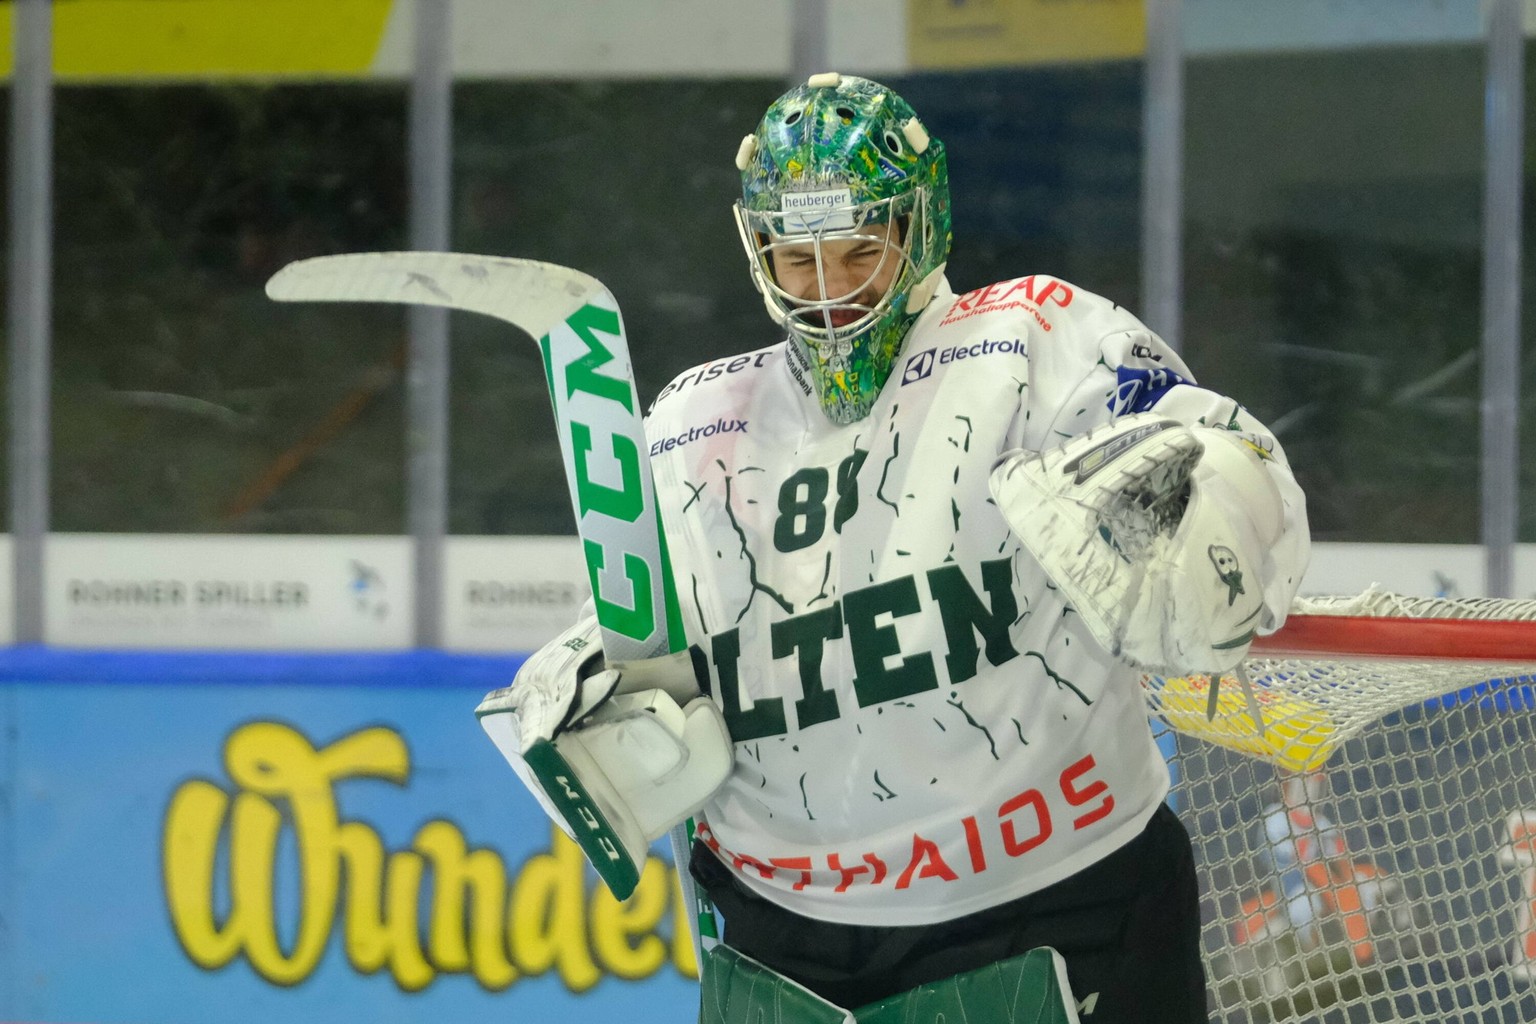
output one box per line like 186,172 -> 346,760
1146,588 -> 1536,1023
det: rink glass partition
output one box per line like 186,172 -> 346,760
27,49 -> 1511,544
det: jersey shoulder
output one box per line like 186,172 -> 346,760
930,274 -> 1127,333
648,341 -> 785,419
928,273 -> 1185,374
896,274 -> 1136,386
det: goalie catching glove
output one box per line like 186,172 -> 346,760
476,610 -> 733,900
990,412 -> 1285,673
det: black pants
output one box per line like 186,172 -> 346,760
690,803 -> 1208,1022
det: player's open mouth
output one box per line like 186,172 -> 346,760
818,307 -> 864,328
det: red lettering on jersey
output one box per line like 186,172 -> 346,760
770,856 -> 814,891
946,276 -> 1075,327
1032,278 -> 1073,308
961,815 -> 988,873
695,751 -> 1124,896
1060,754 -> 1115,830
999,787 -> 1052,856
733,851 -> 776,879
829,852 -> 888,892
952,287 -> 980,312
694,819 -> 722,853
895,834 -> 959,889
973,282 -> 1005,308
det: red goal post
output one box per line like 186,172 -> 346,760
1254,591 -> 1536,662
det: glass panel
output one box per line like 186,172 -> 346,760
1520,40 -> 1536,544
449,79 -> 783,536
1183,44 -> 1485,543
448,67 -> 1144,535
893,65 -> 1145,311
52,84 -> 409,533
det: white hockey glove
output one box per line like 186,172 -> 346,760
475,611 -> 733,900
990,413 -> 1284,673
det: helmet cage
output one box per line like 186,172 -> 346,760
734,187 -> 931,353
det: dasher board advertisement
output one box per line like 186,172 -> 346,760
45,534 -> 413,650
909,0 -> 1486,69
39,534 -> 590,653
0,650 -> 699,1024
442,535 -> 590,652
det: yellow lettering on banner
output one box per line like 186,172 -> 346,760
0,0 -> 394,80
163,721 -> 698,993
507,827 -> 604,991
908,0 -> 1146,69
591,857 -> 671,980
414,821 -> 518,988
164,722 -> 418,985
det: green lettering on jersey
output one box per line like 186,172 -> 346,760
771,605 -> 844,729
832,449 -> 867,533
846,575 -> 938,706
926,558 -> 1020,683
711,628 -> 787,740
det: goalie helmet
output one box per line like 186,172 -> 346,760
734,73 -> 952,424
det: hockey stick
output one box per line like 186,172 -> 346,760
266,250 -> 718,971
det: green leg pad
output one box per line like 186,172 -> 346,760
853,947 -> 1081,1024
699,945 -> 857,1024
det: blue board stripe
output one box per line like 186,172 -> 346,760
0,645 -> 527,688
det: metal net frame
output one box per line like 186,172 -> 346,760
1147,588 -> 1536,1023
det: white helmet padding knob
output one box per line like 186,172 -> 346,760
734,134 -> 757,172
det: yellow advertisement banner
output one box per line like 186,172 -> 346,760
908,0 -> 1146,69
0,0 -> 394,80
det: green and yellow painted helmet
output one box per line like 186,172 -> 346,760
735,73 -> 952,424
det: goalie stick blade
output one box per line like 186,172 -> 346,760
265,251 -> 602,343
267,250 -> 683,664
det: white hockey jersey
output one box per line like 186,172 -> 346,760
646,275 -> 1309,927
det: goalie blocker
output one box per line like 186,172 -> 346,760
990,412 -> 1286,674
476,610 -> 733,899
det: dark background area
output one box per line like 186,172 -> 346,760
1,45 -> 1522,541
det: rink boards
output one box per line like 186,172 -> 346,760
0,651 -> 699,1024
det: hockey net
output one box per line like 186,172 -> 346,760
1145,587 -> 1536,1023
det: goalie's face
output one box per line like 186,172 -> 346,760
735,194 -> 926,425
767,217 -> 905,330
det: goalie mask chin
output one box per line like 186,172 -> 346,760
733,73 -> 953,426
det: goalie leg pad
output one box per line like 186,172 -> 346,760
854,946 -> 1082,1024
696,943 -> 1082,1024
699,945 -> 856,1024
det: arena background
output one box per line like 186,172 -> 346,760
2,1 -> 1535,1022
